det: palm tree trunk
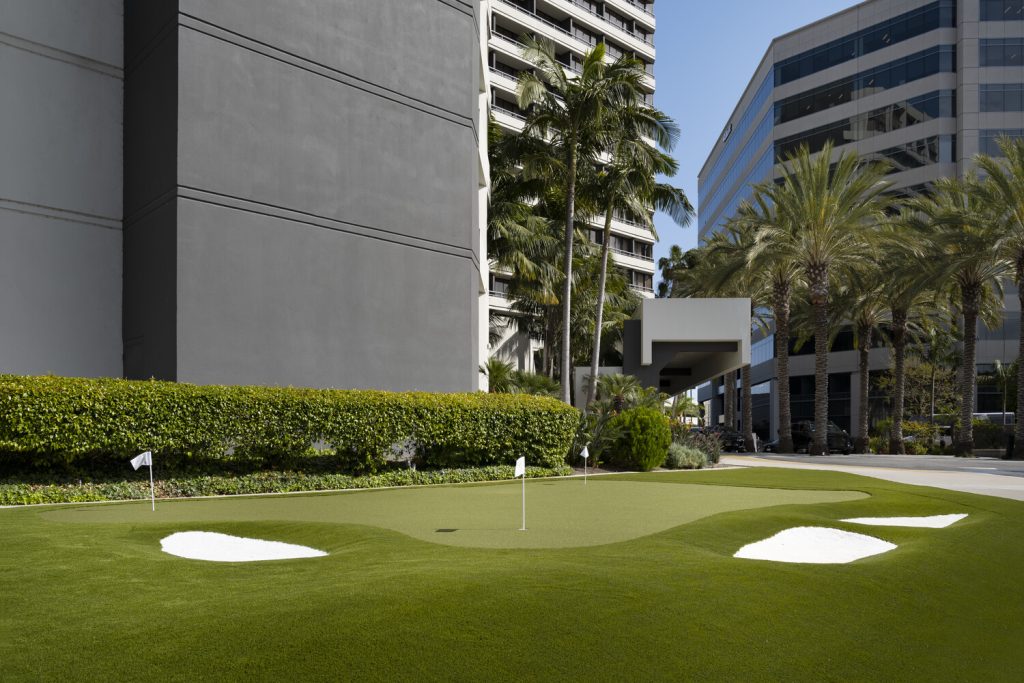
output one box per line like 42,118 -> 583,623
855,324 -> 871,453
1015,259 -> 1024,459
742,364 -> 755,452
560,146 -> 577,404
810,270 -> 829,456
957,285 -> 980,456
774,282 -> 794,453
888,309 -> 908,455
586,204 -> 615,408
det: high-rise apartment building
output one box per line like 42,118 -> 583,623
485,0 -> 658,371
1,0 -> 489,393
697,0 -> 1023,439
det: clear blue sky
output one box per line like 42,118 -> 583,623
651,0 -> 862,269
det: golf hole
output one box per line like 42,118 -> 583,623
160,531 -> 327,562
734,527 -> 896,564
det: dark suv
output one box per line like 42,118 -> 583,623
763,421 -> 853,454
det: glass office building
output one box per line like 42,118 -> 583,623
697,0 -> 1024,440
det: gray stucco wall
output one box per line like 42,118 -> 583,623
0,0 -> 124,377
125,0 -> 483,391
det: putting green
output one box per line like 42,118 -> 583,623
41,478 -> 865,548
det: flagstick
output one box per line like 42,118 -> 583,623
520,472 -> 526,531
148,461 -> 155,512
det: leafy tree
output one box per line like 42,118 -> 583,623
517,39 -> 650,403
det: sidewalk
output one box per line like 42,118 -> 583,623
721,455 -> 1024,502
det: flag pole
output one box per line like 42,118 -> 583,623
148,460 -> 155,511
520,472 -> 526,531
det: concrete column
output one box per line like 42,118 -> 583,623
850,370 -> 862,440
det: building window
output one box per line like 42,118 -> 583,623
774,1 -> 955,86
981,0 -> 1024,20
774,46 -> 956,125
981,84 -> 1024,112
775,91 -> 955,161
980,38 -> 1024,66
489,275 -> 512,298
981,129 -> 1024,156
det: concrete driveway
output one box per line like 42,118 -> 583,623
722,454 -> 1024,502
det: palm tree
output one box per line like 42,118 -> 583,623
974,136 -> 1024,458
700,219 -> 768,452
517,39 -> 650,403
584,105 -> 693,407
734,190 -> 804,453
984,359 -> 1016,427
760,142 -> 890,454
656,245 -> 699,298
914,176 -> 1011,455
845,278 -> 888,453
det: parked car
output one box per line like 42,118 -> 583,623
762,421 -> 852,454
703,425 -> 748,453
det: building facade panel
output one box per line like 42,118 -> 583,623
0,0 -> 123,377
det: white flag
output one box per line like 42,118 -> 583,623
131,451 -> 152,470
514,456 -> 525,478
580,446 -> 590,460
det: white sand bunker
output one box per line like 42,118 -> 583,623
160,531 -> 327,562
841,513 -> 967,528
734,526 -> 896,564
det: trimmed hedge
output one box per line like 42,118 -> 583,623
0,375 -> 580,474
0,464 -> 572,506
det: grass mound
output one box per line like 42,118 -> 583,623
2,468 -> 1022,681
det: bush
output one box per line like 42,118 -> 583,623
606,407 -> 671,471
665,443 -> 707,470
673,426 -> 722,465
0,375 -> 579,476
0,464 -> 573,506
973,419 -> 1009,449
871,419 -> 940,454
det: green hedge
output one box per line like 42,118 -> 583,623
0,376 -> 579,474
0,465 -> 571,506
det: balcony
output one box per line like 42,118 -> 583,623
603,0 -> 656,31
548,0 -> 655,60
493,0 -> 593,55
488,67 -> 519,94
491,104 -> 526,131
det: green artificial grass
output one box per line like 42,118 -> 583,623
2,468 -> 1022,681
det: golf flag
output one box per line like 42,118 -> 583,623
131,451 -> 156,511
131,451 -> 152,470
514,456 -> 526,478
580,446 -> 590,460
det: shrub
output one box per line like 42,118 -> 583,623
673,426 -> 722,465
665,443 -> 707,470
973,419 -> 1009,449
606,407 -> 671,471
0,375 -> 579,476
0,464 -> 573,506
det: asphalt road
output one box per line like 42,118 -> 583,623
721,454 -> 1024,501
755,453 -> 1024,478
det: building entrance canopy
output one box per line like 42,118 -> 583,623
622,298 -> 751,396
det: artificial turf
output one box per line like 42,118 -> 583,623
1,467 -> 1022,681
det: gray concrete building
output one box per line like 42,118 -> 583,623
2,0 -> 489,392
696,0 -> 1024,439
